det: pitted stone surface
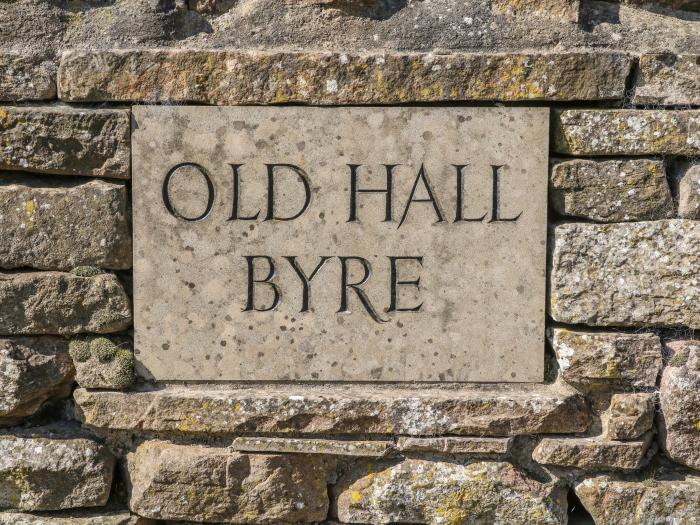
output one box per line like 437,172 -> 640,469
549,221 -> 700,328
396,436 -> 513,455
605,393 -> 656,441
677,163 -> 700,219
0,510 -> 154,525
0,54 -> 56,101
231,437 -> 394,456
532,435 -> 653,471
635,54 -> 700,106
491,0 -> 580,22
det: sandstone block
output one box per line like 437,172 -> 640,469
659,340 -> 700,470
532,435 -> 652,471
0,510 -> 155,524
677,163 -> 700,219
575,475 -> 700,525
492,0 -> 580,22
127,441 -> 328,523
57,49 -> 631,104
606,393 -> 656,440
549,329 -> 662,392
0,106 -> 130,179
336,459 -> 567,524
74,383 -> 590,436
69,336 -> 135,389
550,221 -> 700,328
231,437 -> 393,457
0,272 -> 132,335
0,177 -> 131,271
0,337 -> 74,425
635,54 -> 700,106
396,436 -> 513,455
550,159 -> 673,222
0,425 -> 114,511
0,54 -> 56,101
553,110 -> 700,156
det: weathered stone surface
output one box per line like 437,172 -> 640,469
58,49 -> 631,104
492,0 -> 580,22
622,0 -> 700,13
127,441 -> 328,523
635,54 -> 700,106
0,510 -> 154,525
74,383 -> 590,436
0,337 -> 73,425
553,110 -> 700,156
659,340 -> 700,470
187,0 -> 236,14
549,221 -> 700,328
677,163 -> 700,219
532,435 -> 652,471
576,475 -> 700,525
231,437 -> 393,456
0,54 -> 56,101
0,106 -> 130,179
0,177 -> 131,271
336,459 -> 568,524
550,159 -> 673,222
0,271 -> 132,335
0,425 -> 114,511
68,336 -> 135,389
606,393 -> 656,440
549,329 -> 662,392
396,437 -> 513,455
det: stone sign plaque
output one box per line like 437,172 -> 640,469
132,106 -> 548,382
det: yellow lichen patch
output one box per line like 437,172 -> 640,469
350,490 -> 363,504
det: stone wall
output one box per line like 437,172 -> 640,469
1,1 -> 700,524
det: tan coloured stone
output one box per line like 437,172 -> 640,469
492,0 -> 580,22
677,163 -> 700,219
553,110 -> 700,156
549,221 -> 700,328
0,106 -> 130,179
549,329 -> 662,392
74,383 -> 590,436
0,177 -> 131,270
576,475 -> 700,525
231,437 -> 394,456
0,510 -> 155,525
0,54 -> 56,101
187,0 -> 236,13
396,436 -> 513,455
58,49 -> 631,104
68,336 -> 135,389
550,159 -> 673,222
635,54 -> 700,106
621,0 -> 700,12
0,271 -> 132,335
532,435 -> 653,471
606,393 -> 655,440
336,459 -> 568,524
127,441 -> 328,523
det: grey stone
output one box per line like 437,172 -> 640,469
0,510 -> 155,525
549,220 -> 700,328
336,459 -> 568,524
677,163 -> 700,219
549,328 -> 662,392
0,106 -> 130,179
0,425 -> 115,511
532,435 -> 653,471
491,0 -> 580,22
550,159 -> 673,222
68,336 -> 135,389
0,177 -> 131,271
635,54 -> 700,106
605,393 -> 656,441
0,54 -> 56,102
0,337 -> 74,425
74,383 -> 590,436
231,437 -> 393,456
58,49 -> 631,104
622,0 -> 700,12
553,110 -> 700,156
0,271 -> 132,335
126,440 -> 328,523
575,475 -> 700,525
396,436 -> 513,455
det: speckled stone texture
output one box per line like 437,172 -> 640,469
0,510 -> 154,525
231,437 -> 394,456
635,53 -> 700,106
532,435 -> 653,471
491,0 -> 580,21
0,53 -> 56,101
605,393 -> 656,440
68,336 -> 135,389
677,163 -> 700,219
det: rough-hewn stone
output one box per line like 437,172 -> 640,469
635,54 -> 700,106
532,435 -> 653,471
0,271 -> 132,335
74,383 -> 590,436
622,0 -> 700,13
396,437 -> 513,455
0,106 -> 130,179
0,337 -> 73,425
0,54 -> 56,101
659,340 -> 700,470
0,177 -> 131,271
677,163 -> 700,219
68,336 -> 135,389
0,510 -> 154,525
549,221 -> 700,328
58,49 -> 632,104
0,425 -> 114,511
605,393 -> 656,440
575,475 -> 700,525
553,110 -> 700,156
127,441 -> 328,523
231,437 -> 394,456
549,329 -> 662,392
336,459 -> 568,524
550,159 -> 673,222
491,0 -> 580,22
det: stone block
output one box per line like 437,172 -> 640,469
635,54 -> 700,106
605,393 -> 656,440
532,435 -> 653,471
231,437 -> 393,456
0,177 -> 131,271
68,336 -> 135,389
553,110 -> 700,156
621,0 -> 700,12
396,436 -> 513,455
0,106 -> 130,179
549,329 -> 662,392
57,49 -> 631,104
550,159 -> 673,222
0,54 -> 56,101
0,510 -> 155,524
0,271 -> 132,335
491,0 -> 580,22
549,221 -> 700,328
126,441 -> 328,523
677,163 -> 700,219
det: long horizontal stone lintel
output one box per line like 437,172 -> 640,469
57,48 -> 632,104
74,383 -> 590,436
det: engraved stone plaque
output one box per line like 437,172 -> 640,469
132,106 -> 548,382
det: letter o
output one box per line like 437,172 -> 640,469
162,162 -> 215,221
